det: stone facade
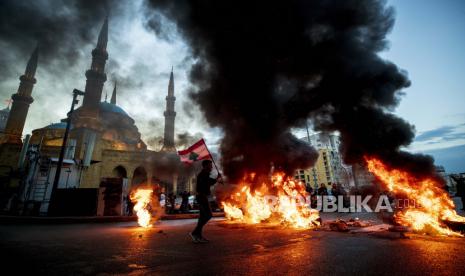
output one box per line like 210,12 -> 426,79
0,18 -> 201,216
11,18 -> 188,193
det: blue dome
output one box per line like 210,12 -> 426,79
44,122 -> 68,129
99,102 -> 128,116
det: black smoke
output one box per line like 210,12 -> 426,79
0,0 -> 194,153
146,0 -> 438,182
176,131 -> 204,149
0,0 -> 125,77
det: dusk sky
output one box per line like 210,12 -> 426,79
384,0 -> 465,172
0,0 -> 463,172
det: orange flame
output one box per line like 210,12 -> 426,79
130,188 -> 154,228
365,156 -> 465,236
222,172 -> 320,229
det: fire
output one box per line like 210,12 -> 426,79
365,157 -> 465,236
222,173 -> 320,229
130,188 -> 154,228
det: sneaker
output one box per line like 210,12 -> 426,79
189,232 -> 200,243
198,237 -> 210,243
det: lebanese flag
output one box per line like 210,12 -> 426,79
178,139 -> 211,164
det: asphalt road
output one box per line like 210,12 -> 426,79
1,217 -> 465,276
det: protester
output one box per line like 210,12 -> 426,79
167,193 -> 177,214
180,191 -> 190,213
332,183 -> 340,197
331,183 -> 341,204
189,160 -> 222,243
306,185 -> 313,195
126,195 -> 134,216
159,192 -> 166,208
327,183 -> 333,196
317,183 -> 328,196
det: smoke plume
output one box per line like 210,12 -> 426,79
0,0 -> 123,76
176,131 -> 204,149
147,0 -> 438,182
0,0 -> 201,148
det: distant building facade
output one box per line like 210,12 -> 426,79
352,163 -> 375,188
295,133 -> 354,190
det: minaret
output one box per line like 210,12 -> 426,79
110,81 -> 117,104
161,68 -> 176,152
2,46 -> 39,144
79,17 -> 108,123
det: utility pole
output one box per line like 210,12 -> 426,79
49,89 -> 84,214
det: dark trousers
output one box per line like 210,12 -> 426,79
192,194 -> 212,237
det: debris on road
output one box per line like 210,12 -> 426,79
329,220 -> 349,232
325,218 -> 375,232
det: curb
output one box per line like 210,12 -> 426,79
0,212 -> 225,225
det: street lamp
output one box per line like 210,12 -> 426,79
49,89 -> 84,215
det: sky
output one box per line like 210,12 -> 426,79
384,0 -> 465,172
0,0 -> 464,172
0,0 -> 213,151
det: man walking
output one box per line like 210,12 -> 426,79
190,160 -> 221,243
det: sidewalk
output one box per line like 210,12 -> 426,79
0,212 -> 225,225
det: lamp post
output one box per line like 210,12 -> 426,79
49,89 -> 84,214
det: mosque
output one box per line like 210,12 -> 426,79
0,18 -> 194,215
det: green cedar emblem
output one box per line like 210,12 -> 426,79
189,152 -> 199,161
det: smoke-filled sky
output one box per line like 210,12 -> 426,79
0,0 -> 464,172
0,0 -> 214,151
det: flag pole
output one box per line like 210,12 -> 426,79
202,139 -> 222,177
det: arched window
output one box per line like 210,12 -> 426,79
112,165 -> 127,178
132,166 -> 148,186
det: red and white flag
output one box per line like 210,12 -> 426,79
178,139 -> 211,164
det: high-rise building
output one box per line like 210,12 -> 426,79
296,133 -> 354,190
352,163 -> 375,188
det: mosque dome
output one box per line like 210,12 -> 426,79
37,101 -> 129,132
30,120 -> 69,146
44,122 -> 68,129
99,102 -> 129,116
